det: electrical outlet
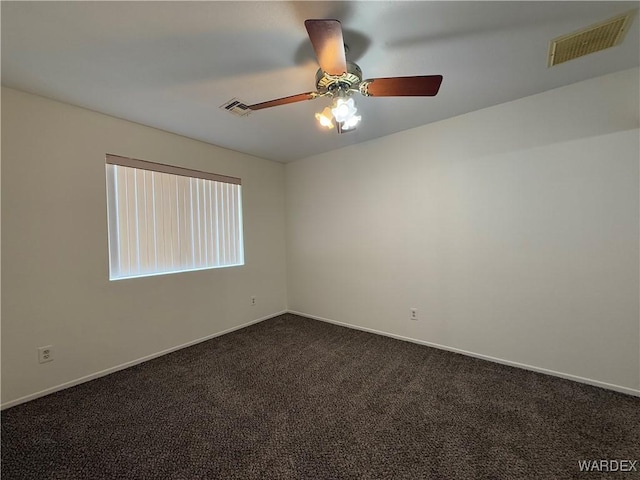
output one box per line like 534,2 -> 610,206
410,308 -> 418,321
38,345 -> 54,363
250,296 -> 256,306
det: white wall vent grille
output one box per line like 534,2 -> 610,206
220,98 -> 251,117
548,11 -> 635,67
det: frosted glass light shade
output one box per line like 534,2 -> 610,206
331,98 -> 357,123
315,107 -> 334,128
342,114 -> 361,130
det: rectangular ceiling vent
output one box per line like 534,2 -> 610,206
548,11 -> 635,67
220,98 -> 251,117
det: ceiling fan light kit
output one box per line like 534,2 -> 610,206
244,19 -> 443,134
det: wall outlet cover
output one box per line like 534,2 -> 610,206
38,345 -> 54,363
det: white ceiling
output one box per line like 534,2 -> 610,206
2,1 -> 638,162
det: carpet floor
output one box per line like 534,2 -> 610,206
2,313 -> 639,479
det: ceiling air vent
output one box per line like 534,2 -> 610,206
548,11 -> 635,67
220,98 -> 251,117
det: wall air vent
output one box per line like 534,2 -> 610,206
548,11 -> 635,67
220,98 -> 251,117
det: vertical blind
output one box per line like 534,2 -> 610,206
105,154 -> 244,280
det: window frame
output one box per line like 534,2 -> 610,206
105,154 -> 244,281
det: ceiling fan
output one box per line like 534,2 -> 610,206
246,19 -> 443,134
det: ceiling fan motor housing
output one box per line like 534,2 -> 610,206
315,61 -> 363,95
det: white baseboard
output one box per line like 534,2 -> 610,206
5,309 -> 637,409
288,310 -> 640,398
1,311 -> 287,410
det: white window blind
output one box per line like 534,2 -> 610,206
105,154 -> 244,280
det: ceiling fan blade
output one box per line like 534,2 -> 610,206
304,19 -> 347,76
248,92 -> 318,111
361,75 -> 443,97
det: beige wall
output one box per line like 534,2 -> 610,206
286,68 -> 640,394
1,88 -> 287,406
3,68 -> 639,407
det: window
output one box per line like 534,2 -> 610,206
105,154 -> 244,280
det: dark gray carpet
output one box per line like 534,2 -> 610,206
2,313 -> 639,479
